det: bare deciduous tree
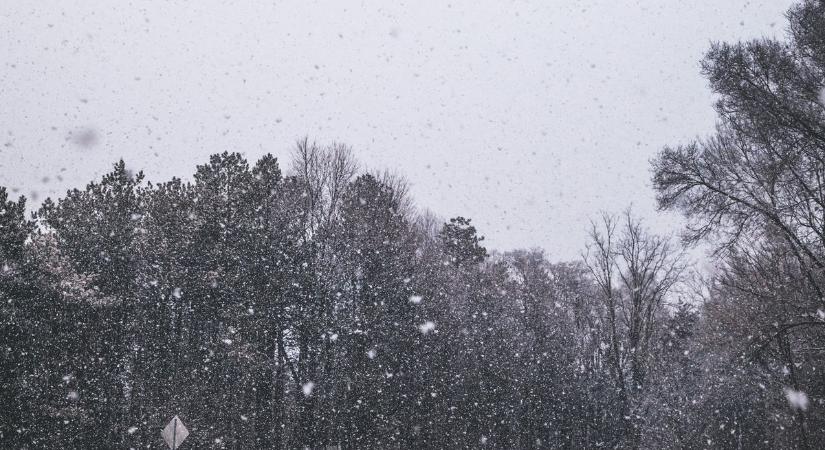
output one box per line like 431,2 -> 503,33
584,210 -> 685,448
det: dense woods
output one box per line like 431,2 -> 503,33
2,1 -> 825,448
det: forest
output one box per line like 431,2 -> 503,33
2,1 -> 825,448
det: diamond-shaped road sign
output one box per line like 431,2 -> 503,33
161,415 -> 189,449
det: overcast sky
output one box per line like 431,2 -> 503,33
1,0 -> 796,261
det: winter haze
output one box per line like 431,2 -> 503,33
4,1 -> 825,448
1,0 -> 794,260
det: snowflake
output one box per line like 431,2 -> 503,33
419,321 -> 436,335
302,381 -> 315,396
784,388 -> 809,411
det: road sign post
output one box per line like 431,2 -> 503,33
161,415 -> 189,449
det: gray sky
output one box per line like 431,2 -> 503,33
0,0 -> 795,261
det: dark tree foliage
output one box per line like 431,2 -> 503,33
0,145 -> 789,449
1,149 -> 682,449
440,216 -> 488,268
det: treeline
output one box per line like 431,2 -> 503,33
2,1 -> 825,448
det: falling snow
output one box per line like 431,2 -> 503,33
2,1 -> 825,448
302,382 -> 315,397
418,321 -> 436,335
784,388 -> 809,411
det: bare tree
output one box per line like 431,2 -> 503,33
290,138 -> 359,238
651,7 -> 825,303
583,210 -> 685,448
